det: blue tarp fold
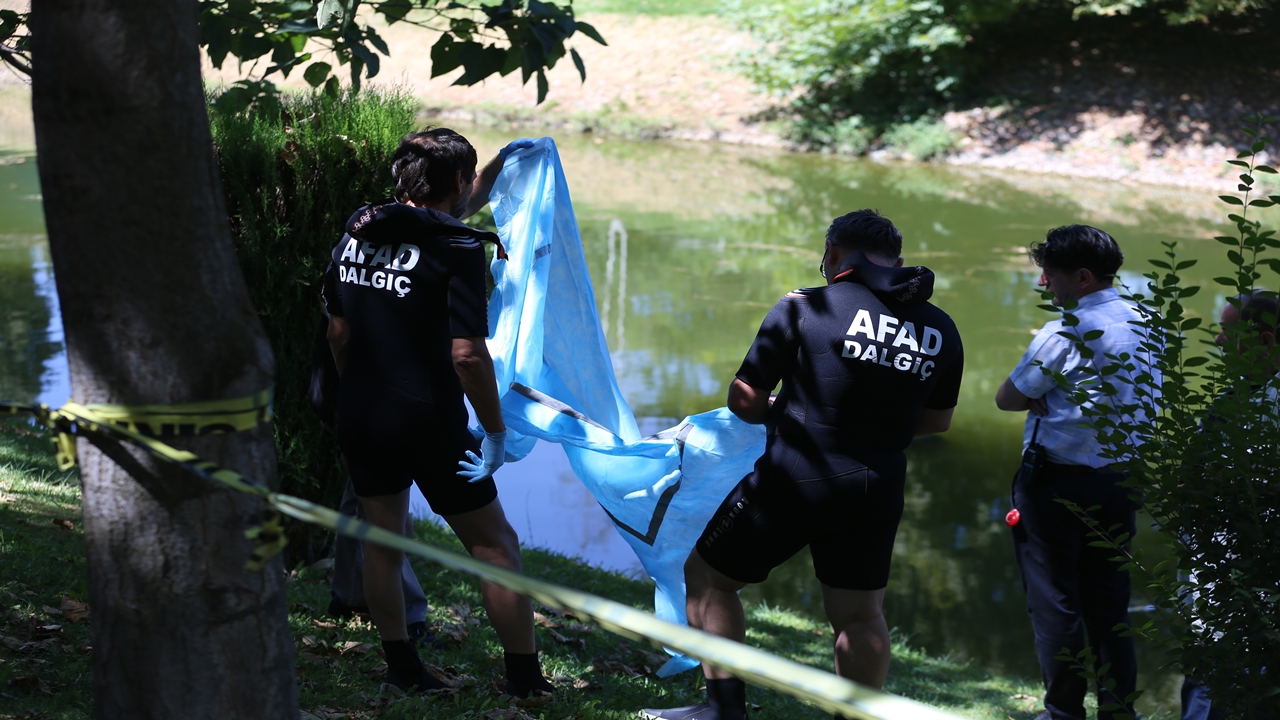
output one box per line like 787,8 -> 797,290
483,138 -> 766,675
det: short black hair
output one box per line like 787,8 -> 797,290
390,128 -> 478,205
1030,225 -> 1124,281
825,209 -> 902,259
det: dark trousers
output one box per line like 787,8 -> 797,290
1011,463 -> 1137,720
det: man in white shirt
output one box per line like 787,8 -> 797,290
995,225 -> 1154,720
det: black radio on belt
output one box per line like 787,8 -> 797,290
1018,418 -> 1046,485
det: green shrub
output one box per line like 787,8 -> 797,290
730,0 -> 1272,151
881,117 -> 958,160
208,88 -> 419,560
793,116 -> 874,155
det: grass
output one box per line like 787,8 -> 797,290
0,416 -> 1042,719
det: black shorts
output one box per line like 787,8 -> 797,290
335,383 -> 497,516
695,439 -> 906,591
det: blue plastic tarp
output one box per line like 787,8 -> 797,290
484,138 -> 766,675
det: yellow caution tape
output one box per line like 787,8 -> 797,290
14,389 -> 273,470
78,388 -> 273,437
0,400 -> 962,720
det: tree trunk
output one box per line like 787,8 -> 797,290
29,0 -> 297,717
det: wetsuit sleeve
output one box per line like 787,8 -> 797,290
924,340 -> 964,409
449,242 -> 489,338
735,296 -> 803,392
321,261 -> 343,318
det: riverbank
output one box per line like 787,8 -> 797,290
0,418 -> 1044,719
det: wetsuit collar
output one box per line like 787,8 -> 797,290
830,251 -> 935,304
348,197 -> 507,259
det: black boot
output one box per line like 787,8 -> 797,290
503,652 -> 555,706
382,638 -> 447,693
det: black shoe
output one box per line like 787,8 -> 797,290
382,639 -> 448,694
327,596 -> 367,619
504,677 -> 556,707
640,703 -> 720,719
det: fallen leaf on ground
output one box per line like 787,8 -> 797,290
8,674 -> 53,694
51,518 -> 73,531
572,677 -> 601,690
533,612 -> 557,629
299,651 -> 327,664
309,618 -> 337,629
447,603 -> 471,622
636,650 -> 670,667
439,622 -> 470,644
564,622 -> 595,634
1013,694 -> 1038,702
41,605 -> 62,617
537,604 -> 578,620
60,597 -> 89,623
338,641 -> 373,655
547,628 -> 585,650
1,634 -> 22,649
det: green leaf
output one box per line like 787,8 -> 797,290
1220,195 -> 1245,206
570,47 -> 585,82
1257,165 -> 1279,174
1184,356 -> 1210,367
1227,160 -> 1250,168
536,68 -> 549,104
1174,259 -> 1198,270
430,35 -> 463,78
574,20 -> 607,46
303,61 -> 331,87
323,74 -> 340,99
1250,199 -> 1275,208
317,0 -> 346,28
1082,329 -> 1105,341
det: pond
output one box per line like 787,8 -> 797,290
0,129 -> 1242,715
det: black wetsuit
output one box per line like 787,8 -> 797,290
322,199 -> 499,513
696,252 -> 964,590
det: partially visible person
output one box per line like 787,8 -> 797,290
994,225 -> 1152,720
308,317 -> 432,643
1181,290 -> 1279,720
643,209 -> 964,720
322,129 -> 552,700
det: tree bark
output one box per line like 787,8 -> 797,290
29,0 -> 296,717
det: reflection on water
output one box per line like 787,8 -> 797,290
3,130 -> 1233,713
0,155 -> 66,407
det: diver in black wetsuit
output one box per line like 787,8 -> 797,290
642,210 -> 965,720
321,129 -> 553,701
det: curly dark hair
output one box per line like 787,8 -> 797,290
825,209 -> 902,259
389,128 -> 478,205
1030,225 -> 1124,281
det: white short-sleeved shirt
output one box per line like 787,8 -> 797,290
1009,287 -> 1157,467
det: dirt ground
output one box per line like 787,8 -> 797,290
202,12 -> 781,147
